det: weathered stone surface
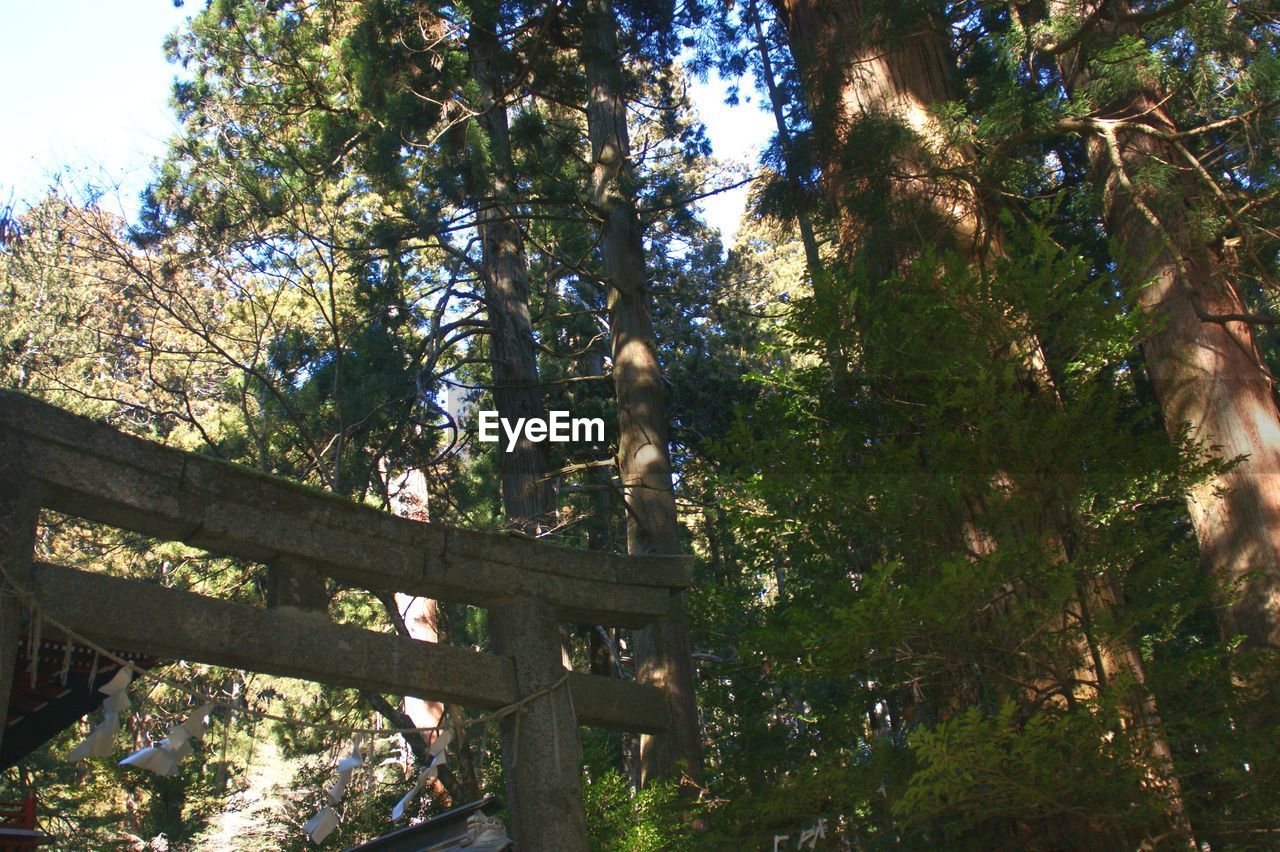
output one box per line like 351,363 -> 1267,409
0,391 -> 691,626
31,561 -> 517,709
566,671 -> 668,735
26,562 -> 670,733
491,598 -> 589,851
0,390 -> 687,849
0,479 -> 40,758
267,555 -> 329,613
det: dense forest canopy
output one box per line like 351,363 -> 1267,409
2,0 -> 1278,848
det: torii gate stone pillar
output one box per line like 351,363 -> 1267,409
491,598 -> 589,850
0,478 -> 40,758
0,392 -> 692,850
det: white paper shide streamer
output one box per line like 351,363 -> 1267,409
302,805 -> 339,844
119,702 -> 215,777
390,729 -> 453,822
325,735 -> 366,804
67,667 -> 133,762
61,656 -> 466,846
390,768 -> 431,823
306,735 -> 366,844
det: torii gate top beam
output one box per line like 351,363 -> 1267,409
0,391 -> 691,627
0,392 -> 694,850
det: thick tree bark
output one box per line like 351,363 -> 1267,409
468,14 -> 590,846
1051,1 -> 1280,652
0,478 -> 40,760
746,0 -> 822,277
779,0 -> 1193,840
578,0 -> 703,787
470,12 -> 556,536
779,0 -> 989,271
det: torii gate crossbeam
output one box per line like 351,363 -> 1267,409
0,392 -> 693,850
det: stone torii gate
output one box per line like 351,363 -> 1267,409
0,391 -> 692,850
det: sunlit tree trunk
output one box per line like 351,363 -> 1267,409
469,12 -> 556,535
467,13 -> 590,846
746,0 -> 822,277
1051,0 -> 1280,653
578,0 -> 704,788
778,0 -> 1192,840
381,464 -> 470,801
778,0 -> 990,271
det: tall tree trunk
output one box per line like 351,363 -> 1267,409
1051,0 -> 1280,653
375,465 -> 472,800
746,0 -> 822,277
778,0 -> 990,273
468,13 -> 588,848
578,0 -> 703,787
778,0 -> 1192,841
470,10 -> 556,535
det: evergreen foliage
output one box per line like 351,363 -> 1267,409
2,0 -> 1279,848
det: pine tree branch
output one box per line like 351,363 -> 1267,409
640,174 -> 759,218
1037,0 -> 1198,56
537,458 -> 616,483
1191,311 -> 1280,328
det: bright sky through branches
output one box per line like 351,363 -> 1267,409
0,1 -> 191,215
0,2 -> 771,243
